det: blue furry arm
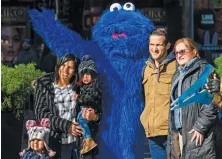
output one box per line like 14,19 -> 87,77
29,8 -> 119,81
29,8 -> 85,58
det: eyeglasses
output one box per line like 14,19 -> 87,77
174,49 -> 190,56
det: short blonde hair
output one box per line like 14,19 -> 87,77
174,37 -> 200,58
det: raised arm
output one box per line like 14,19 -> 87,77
29,8 -> 85,58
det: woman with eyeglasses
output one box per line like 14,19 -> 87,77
167,37 -> 222,159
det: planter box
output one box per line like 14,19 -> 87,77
1,111 -> 23,159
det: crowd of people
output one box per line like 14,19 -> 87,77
15,28 -> 221,159
1,4 -> 222,159
2,30 -> 222,159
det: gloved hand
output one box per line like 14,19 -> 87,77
207,79 -> 220,93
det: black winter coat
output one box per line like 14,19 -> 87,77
167,59 -> 219,159
34,73 -> 72,139
75,79 -> 102,112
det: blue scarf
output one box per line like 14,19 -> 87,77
178,57 -> 199,74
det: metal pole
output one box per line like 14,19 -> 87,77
55,0 -> 59,19
191,0 -> 194,39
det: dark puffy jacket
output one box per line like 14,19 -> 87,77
76,79 -> 102,111
36,52 -> 57,73
167,59 -> 221,159
74,79 -> 102,137
14,48 -> 38,65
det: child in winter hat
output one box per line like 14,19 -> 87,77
73,55 -> 102,155
19,118 -> 56,159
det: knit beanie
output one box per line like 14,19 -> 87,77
78,55 -> 97,78
19,118 -> 56,157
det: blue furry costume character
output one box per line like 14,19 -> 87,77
29,2 -> 154,159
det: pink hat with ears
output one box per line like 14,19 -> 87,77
19,118 -> 56,157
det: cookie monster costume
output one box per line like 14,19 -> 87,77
29,2 -> 154,159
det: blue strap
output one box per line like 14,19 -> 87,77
73,148 -> 79,159
218,111 -> 222,121
171,64 -> 214,110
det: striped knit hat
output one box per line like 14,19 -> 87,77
78,55 -> 97,78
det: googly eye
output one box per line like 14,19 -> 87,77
110,3 -> 122,12
123,2 -> 135,11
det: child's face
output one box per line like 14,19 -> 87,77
82,73 -> 92,84
30,139 -> 45,154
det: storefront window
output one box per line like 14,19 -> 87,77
194,0 -> 222,64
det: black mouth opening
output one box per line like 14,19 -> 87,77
115,31 -> 123,34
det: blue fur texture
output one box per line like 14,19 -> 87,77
29,5 -> 154,159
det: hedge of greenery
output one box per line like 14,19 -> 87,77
214,55 -> 222,77
1,63 -> 45,118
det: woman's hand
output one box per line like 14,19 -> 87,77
68,121 -> 83,136
72,92 -> 79,100
189,129 -> 204,146
82,107 -> 97,121
206,73 -> 220,93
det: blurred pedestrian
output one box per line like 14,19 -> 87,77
36,43 -> 57,73
14,38 -> 38,65
1,27 -> 23,67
